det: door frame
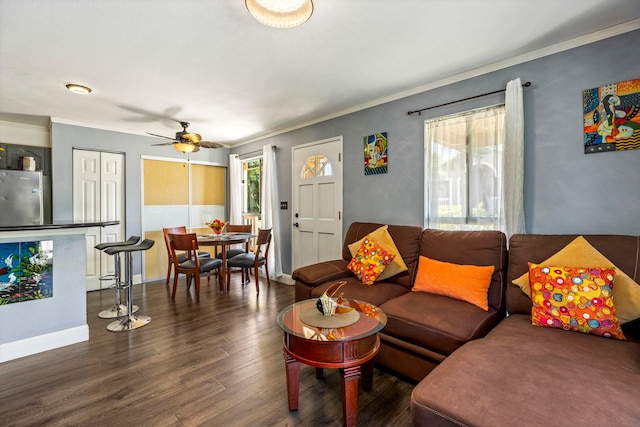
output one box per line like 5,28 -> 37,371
291,136 -> 343,271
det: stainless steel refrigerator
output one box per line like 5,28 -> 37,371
0,169 -> 43,226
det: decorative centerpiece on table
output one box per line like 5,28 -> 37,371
299,281 -> 361,328
206,219 -> 226,235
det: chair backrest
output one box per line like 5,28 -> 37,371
168,232 -> 200,266
227,224 -> 252,233
163,226 -> 188,261
255,228 -> 272,260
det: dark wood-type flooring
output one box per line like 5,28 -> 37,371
0,273 -> 413,426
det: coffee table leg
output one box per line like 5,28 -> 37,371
315,367 -> 324,379
340,365 -> 361,427
284,353 -> 300,411
361,359 -> 374,391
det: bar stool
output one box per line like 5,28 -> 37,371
104,239 -> 155,332
94,236 -> 140,319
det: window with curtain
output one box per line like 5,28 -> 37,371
243,158 -> 262,214
236,157 -> 262,238
425,105 -> 505,231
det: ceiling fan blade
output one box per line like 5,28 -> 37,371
151,142 -> 176,146
199,141 -> 224,149
146,132 -> 176,141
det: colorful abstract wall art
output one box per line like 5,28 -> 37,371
583,77 -> 640,154
0,240 -> 53,305
364,132 -> 388,175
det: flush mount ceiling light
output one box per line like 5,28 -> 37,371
65,83 -> 92,94
245,0 -> 313,28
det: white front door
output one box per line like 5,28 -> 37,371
292,137 -> 343,271
73,149 -> 125,291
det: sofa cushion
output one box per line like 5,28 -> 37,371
380,291 -> 500,356
512,235 -> 640,324
419,229 -> 507,312
413,255 -> 494,311
411,314 -> 640,427
348,225 -> 408,281
310,276 -> 409,307
292,259 -> 352,287
341,222 -> 423,289
529,264 -> 625,340
507,234 -> 640,318
347,235 -> 395,285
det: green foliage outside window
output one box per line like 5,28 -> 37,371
246,159 -> 261,213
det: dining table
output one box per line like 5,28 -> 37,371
197,232 -> 256,292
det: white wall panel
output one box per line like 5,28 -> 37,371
143,205 -> 190,232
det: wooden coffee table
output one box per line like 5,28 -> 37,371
277,299 -> 387,427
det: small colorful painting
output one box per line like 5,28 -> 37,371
364,132 -> 388,175
583,77 -> 640,154
0,240 -> 53,305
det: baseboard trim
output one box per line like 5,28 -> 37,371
0,325 -> 89,363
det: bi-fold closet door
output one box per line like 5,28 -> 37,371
72,149 -> 125,291
142,158 -> 226,281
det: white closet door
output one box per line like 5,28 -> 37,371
99,152 -> 125,284
73,149 -> 125,291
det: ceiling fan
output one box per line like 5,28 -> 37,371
147,121 -> 223,153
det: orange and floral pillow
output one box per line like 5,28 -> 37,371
347,235 -> 395,285
529,264 -> 625,340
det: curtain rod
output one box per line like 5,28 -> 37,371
234,145 -> 277,159
407,81 -> 531,116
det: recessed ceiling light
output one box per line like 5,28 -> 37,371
65,83 -> 92,94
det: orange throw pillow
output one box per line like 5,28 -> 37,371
412,256 -> 495,311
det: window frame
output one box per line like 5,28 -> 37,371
424,104 -> 505,231
242,156 -> 262,215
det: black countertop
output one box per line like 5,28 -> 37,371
0,220 -> 119,232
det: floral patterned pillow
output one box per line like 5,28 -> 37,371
347,235 -> 396,285
529,263 -> 625,340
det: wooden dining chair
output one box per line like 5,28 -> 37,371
168,232 -> 222,301
226,228 -> 272,293
215,224 -> 253,260
163,226 -> 211,285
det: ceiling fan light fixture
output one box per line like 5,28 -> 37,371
245,0 -> 313,28
174,142 -> 199,154
65,83 -> 92,94
183,133 -> 202,143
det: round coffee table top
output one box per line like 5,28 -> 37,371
277,299 -> 387,342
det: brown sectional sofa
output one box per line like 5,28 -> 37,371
293,222 -> 508,381
292,223 -> 640,426
411,234 -> 640,426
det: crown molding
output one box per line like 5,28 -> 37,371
233,18 -> 640,147
50,117 -> 150,137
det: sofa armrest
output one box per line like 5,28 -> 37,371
292,259 -> 352,287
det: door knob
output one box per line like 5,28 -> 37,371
293,222 -> 299,227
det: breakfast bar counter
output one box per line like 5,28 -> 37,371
0,221 -> 117,362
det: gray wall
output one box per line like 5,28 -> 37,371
51,124 -> 230,275
232,29 -> 640,274
50,30 -> 640,278
0,231 -> 87,345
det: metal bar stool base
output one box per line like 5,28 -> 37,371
98,304 -> 139,319
107,315 -> 151,332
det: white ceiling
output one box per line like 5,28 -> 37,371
1,0 -> 640,146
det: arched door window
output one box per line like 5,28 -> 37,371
301,154 -> 332,178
